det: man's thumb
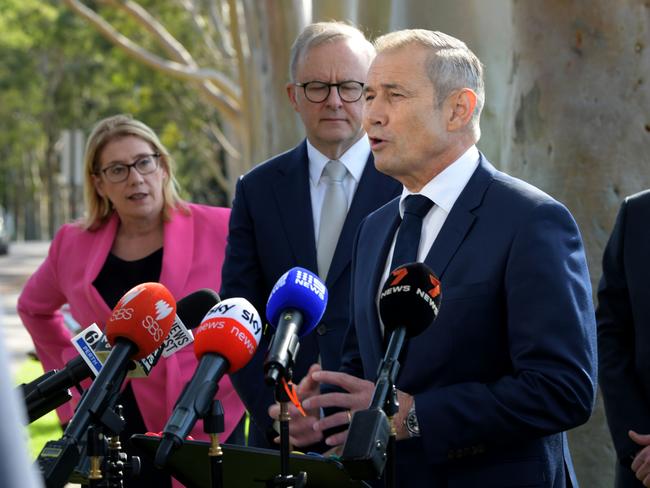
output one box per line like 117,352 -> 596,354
629,430 -> 650,446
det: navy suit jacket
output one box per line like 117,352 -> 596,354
597,190 -> 650,488
221,140 -> 401,447
340,156 -> 597,487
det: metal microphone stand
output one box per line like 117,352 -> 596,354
204,399 -> 225,488
341,328 -> 406,488
265,371 -> 307,488
84,405 -> 141,488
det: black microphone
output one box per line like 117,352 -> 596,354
342,262 -> 441,480
20,289 -> 221,424
36,283 -> 177,488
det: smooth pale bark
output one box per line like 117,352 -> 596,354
312,0 -> 358,24
503,2 -> 650,485
357,0 -> 391,39
237,0 -> 307,183
386,0 -> 514,166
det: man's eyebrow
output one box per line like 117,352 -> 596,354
363,82 -> 411,94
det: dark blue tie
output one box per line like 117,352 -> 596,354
390,195 -> 434,271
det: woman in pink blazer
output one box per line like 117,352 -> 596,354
18,114 -> 244,487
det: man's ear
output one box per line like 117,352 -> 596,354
447,88 -> 477,132
286,82 -> 299,112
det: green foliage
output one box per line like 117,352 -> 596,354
0,0 -> 228,238
13,357 -> 63,459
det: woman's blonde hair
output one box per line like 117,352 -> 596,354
82,114 -> 187,229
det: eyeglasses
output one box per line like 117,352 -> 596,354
98,153 -> 161,183
295,81 -> 364,103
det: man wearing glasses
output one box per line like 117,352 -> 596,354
220,21 -> 400,448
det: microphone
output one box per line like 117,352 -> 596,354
378,261 -> 441,340
21,289 -> 220,423
263,267 -> 328,385
155,297 -> 262,468
37,282 -> 176,488
94,288 -> 222,376
342,262 -> 441,480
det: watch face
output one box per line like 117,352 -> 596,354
407,410 -> 420,436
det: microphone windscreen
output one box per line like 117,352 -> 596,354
379,262 -> 441,338
266,267 -> 328,336
106,282 -> 176,359
176,289 -> 221,329
193,297 -> 262,373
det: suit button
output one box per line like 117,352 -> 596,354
316,323 -> 328,336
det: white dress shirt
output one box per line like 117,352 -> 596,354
377,145 -> 480,328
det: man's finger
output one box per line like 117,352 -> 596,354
314,410 -> 351,432
324,429 -> 349,447
312,370 -> 369,391
630,430 -> 650,446
303,391 -> 356,411
297,363 -> 323,397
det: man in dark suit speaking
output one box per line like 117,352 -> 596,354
220,22 -> 400,448
280,29 -> 598,487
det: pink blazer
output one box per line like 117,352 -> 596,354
17,203 -> 245,442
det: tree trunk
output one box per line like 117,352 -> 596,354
220,0 -> 307,199
504,2 -> 650,485
386,0 -> 514,166
312,0 -> 358,24
357,0 -> 392,39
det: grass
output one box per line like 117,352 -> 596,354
14,357 -> 63,458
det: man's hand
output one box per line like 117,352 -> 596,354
302,370 -> 374,447
268,363 -> 323,447
629,430 -> 650,486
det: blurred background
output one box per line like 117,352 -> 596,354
2,1 -> 650,485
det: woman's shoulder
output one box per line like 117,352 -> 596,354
181,202 -> 231,222
53,220 -> 93,243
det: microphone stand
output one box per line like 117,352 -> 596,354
84,405 -> 141,488
341,328 -> 406,488
264,310 -> 307,488
204,399 -> 225,488
372,329 -> 405,488
37,364 -> 140,488
266,378 -> 307,488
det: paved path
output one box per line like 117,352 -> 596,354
0,241 -> 50,376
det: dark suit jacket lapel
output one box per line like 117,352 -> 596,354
272,141 -> 318,272
364,199 -> 401,365
327,154 -> 398,288
424,155 -> 494,279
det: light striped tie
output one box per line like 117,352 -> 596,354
317,160 -> 348,279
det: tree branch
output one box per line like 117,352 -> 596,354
63,0 -> 242,123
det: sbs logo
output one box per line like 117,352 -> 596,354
141,315 -> 164,342
111,307 -> 134,321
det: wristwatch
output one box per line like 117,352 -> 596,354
405,402 -> 420,438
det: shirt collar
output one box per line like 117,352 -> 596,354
307,135 -> 370,185
399,145 -> 480,216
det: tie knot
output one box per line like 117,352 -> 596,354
403,194 -> 433,218
323,160 -> 347,183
